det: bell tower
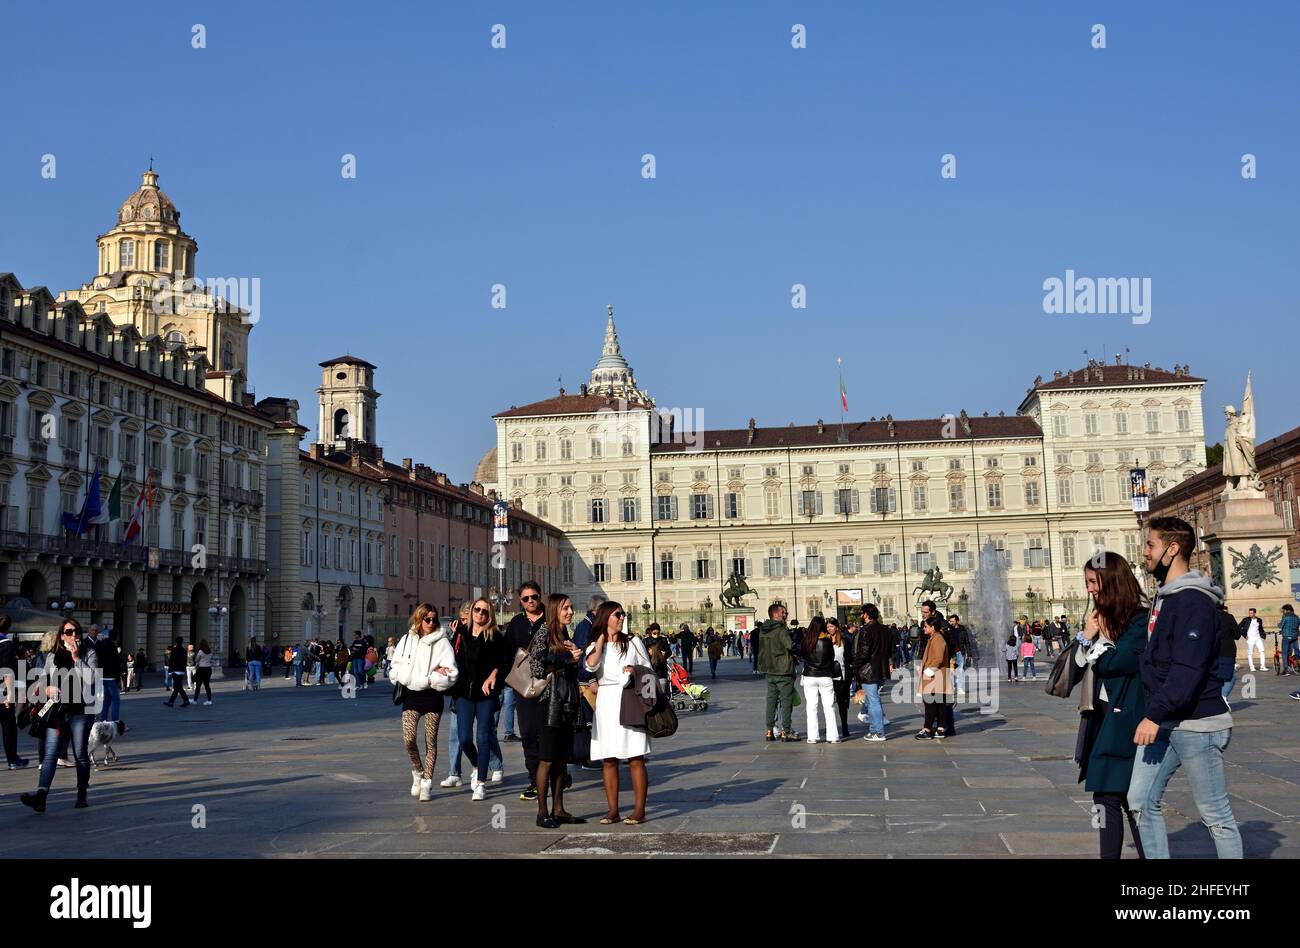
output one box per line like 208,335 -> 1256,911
317,356 -> 380,447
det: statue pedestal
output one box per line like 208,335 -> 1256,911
723,607 -> 757,635
1201,489 -> 1292,625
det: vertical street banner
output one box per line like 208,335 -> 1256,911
492,500 -> 509,543
1130,468 -> 1149,513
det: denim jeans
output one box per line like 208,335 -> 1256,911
1023,657 -> 1036,679
448,703 -> 501,777
456,697 -> 497,783
1127,727 -> 1242,859
247,660 -> 262,687
98,679 -> 121,722
1284,636 -> 1300,669
350,659 -> 365,685
863,681 -> 886,735
1217,656 -> 1236,700
501,686 -> 517,737
953,652 -> 966,693
293,664 -> 303,685
38,713 -> 92,792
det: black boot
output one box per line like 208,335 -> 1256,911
75,786 -> 88,809
20,788 -> 47,813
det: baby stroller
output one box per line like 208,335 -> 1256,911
667,656 -> 709,712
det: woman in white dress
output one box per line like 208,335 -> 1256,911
585,601 -> 651,825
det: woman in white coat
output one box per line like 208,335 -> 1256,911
584,601 -> 651,825
390,603 -> 458,801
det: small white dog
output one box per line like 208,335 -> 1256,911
88,720 -> 128,769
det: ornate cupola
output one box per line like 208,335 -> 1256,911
588,304 -> 649,401
95,168 -> 198,280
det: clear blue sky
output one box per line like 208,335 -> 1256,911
3,1 -> 1296,481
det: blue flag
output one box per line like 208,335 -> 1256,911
60,470 -> 102,535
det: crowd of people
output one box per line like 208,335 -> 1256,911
0,512 -> 1264,860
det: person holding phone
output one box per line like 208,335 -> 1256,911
20,619 -> 95,812
449,597 -> 510,802
585,601 -> 652,825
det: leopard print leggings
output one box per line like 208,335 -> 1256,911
401,710 -> 441,779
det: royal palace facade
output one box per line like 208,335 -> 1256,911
484,308 -> 1210,629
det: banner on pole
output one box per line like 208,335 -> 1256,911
492,500 -> 509,543
1130,469 -> 1149,513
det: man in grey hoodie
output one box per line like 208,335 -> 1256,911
1127,516 -> 1241,859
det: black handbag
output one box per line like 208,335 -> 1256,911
27,701 -> 56,740
645,695 -> 678,738
391,683 -> 405,706
1044,638 -> 1085,698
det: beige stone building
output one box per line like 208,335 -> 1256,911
486,310 -> 1208,628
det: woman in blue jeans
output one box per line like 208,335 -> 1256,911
450,597 -> 510,802
21,620 -> 95,813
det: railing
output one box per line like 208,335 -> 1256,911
28,439 -> 47,458
62,447 -> 80,467
219,484 -> 263,507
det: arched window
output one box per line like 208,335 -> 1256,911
154,241 -> 169,271
334,409 -> 350,440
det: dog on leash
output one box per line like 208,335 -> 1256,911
88,721 -> 128,769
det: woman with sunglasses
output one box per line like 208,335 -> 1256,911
530,594 -> 585,827
20,620 -> 95,812
585,601 -> 652,825
390,604 -> 458,801
449,597 -> 511,801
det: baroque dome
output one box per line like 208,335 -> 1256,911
118,170 -> 179,226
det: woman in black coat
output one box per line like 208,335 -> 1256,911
529,594 -> 585,828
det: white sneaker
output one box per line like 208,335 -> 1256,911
439,775 -> 462,788
410,770 -> 422,797
471,784 -> 486,802
490,770 -> 504,784
856,711 -> 869,725
204,700 -> 212,706
418,778 -> 433,802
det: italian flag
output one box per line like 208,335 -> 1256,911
89,472 -> 123,526
840,376 -> 848,413
123,471 -> 153,545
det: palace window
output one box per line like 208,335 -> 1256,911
912,484 -> 927,511
1025,538 -> 1049,568
691,494 -> 713,520
621,497 -> 640,523
838,463 -> 850,475
511,443 -> 523,462
764,546 -> 787,577
623,553 -> 640,583
590,438 -> 603,459
985,457 -> 999,469
869,486 -> 896,513
694,551 -> 712,581
949,458 -> 962,470
1145,411 -> 1160,433
560,438 -> 572,460
119,240 -> 135,269
911,542 -> 935,573
535,440 -> 546,461
590,498 -> 606,524
874,544 -> 897,575
562,555 -> 574,586
949,541 -> 971,571
1084,413 -> 1099,435
1058,478 -> 1073,506
801,465 -> 813,477
986,482 -> 1002,509
1062,535 -> 1077,568
561,499 -> 574,523
655,495 -> 678,521
802,545 -> 823,576
839,545 -> 860,575
1088,476 -> 1104,504
797,490 -> 821,516
764,466 -> 778,478
949,482 -> 965,510
731,550 -> 750,577
1177,408 -> 1190,432
659,551 -> 675,581
1115,412 -> 1128,434
1024,481 -> 1039,507
1024,456 -> 1038,467
834,488 -> 859,514
154,241 -> 169,271
592,555 -> 607,584
724,492 -> 741,518
764,489 -> 779,518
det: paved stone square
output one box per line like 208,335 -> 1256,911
2,656 -> 1297,858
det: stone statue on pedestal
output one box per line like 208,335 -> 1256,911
1222,373 -> 1261,494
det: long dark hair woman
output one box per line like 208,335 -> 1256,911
449,597 -> 510,802
584,601 -> 652,824
1076,550 -> 1149,860
916,615 -> 953,740
530,594 -> 586,828
800,617 -> 840,743
20,619 -> 95,812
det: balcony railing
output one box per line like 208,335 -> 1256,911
28,439 -> 48,458
219,484 -> 263,507
62,447 -> 80,467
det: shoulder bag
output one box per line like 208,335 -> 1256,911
505,647 -> 551,700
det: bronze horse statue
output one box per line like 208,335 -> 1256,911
720,572 -> 757,609
912,567 -> 954,604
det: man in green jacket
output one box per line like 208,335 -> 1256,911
757,603 -> 798,741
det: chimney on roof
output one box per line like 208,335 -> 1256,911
1068,371 -> 1075,383
959,409 -> 971,437
998,410 -> 1005,416
886,414 -> 895,438
1115,354 -> 1123,365
816,419 -> 825,434
982,411 -> 989,417
746,418 -> 756,445
559,386 -> 566,396
579,383 -> 588,397
402,458 -> 413,471
1054,370 -> 1062,380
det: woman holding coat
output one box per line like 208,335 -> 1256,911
528,594 -> 585,827
1075,551 -> 1149,859
916,615 -> 954,740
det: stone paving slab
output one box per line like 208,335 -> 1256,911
1,655 -> 1296,857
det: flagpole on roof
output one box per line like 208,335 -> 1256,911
837,357 -> 847,443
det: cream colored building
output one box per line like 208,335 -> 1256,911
487,309 -> 1208,626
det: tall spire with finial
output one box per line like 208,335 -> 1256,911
589,304 -> 645,400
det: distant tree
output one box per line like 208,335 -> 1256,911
1205,442 -> 1223,466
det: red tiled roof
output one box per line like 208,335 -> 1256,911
1034,364 -> 1204,392
652,415 -> 1041,453
494,393 -> 653,418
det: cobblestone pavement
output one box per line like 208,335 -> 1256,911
2,656 -> 1296,857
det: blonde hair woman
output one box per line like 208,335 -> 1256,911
448,597 -> 509,801
390,604 -> 458,801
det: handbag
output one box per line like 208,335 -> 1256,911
1044,638 -> 1085,698
505,647 -> 551,700
1077,663 -> 1097,713
391,682 -> 405,706
645,696 -> 678,738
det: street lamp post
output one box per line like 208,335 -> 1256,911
207,604 -> 228,663
49,595 -> 76,618
641,598 -> 651,632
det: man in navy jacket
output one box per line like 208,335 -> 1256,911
1127,516 -> 1241,859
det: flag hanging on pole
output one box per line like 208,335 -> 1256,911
838,358 -> 848,413
90,472 -> 123,526
60,470 -> 102,535
123,471 -> 153,545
